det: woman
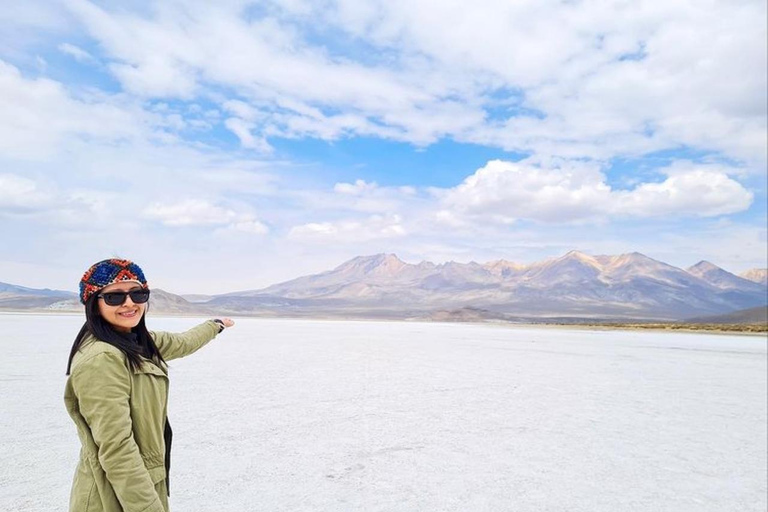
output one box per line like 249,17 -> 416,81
64,258 -> 234,512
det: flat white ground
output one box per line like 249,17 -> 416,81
1,314 -> 766,512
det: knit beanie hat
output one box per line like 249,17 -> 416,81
79,258 -> 148,304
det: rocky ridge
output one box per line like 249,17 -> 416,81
3,251 -> 766,322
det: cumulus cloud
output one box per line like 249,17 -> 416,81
440,159 -> 754,223
615,168 -> 754,218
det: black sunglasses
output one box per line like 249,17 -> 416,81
98,289 -> 151,306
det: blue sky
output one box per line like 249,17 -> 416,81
1,0 -> 766,294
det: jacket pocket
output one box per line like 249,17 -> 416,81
133,361 -> 168,378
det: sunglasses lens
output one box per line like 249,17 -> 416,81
100,289 -> 150,306
101,292 -> 126,306
130,289 -> 150,304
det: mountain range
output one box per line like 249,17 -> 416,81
1,251 -> 766,322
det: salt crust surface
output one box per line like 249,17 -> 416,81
1,315 -> 766,511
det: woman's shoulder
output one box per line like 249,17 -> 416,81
70,335 -> 126,373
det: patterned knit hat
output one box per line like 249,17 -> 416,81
79,259 -> 148,304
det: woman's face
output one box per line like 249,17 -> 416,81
97,281 -> 147,333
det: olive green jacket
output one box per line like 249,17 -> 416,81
64,320 -> 221,512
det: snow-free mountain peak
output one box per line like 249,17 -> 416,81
740,268 -> 768,286
484,259 -> 523,269
604,251 -> 667,273
606,251 -> 657,267
561,250 -> 605,269
688,261 -> 765,290
484,259 -> 526,278
0,282 -> 74,297
591,252 -> 707,288
334,253 -> 408,277
688,261 -> 720,273
522,250 -> 604,284
563,249 -> 600,262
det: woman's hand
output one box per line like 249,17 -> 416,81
215,317 -> 235,328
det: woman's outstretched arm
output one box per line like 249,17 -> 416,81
151,318 -> 234,361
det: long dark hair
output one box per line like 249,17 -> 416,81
66,294 -> 166,375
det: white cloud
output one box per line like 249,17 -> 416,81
52,1 -> 505,147
143,200 -> 229,226
110,60 -> 197,98
615,168 -> 754,218
289,214 -> 405,242
224,118 -> 273,153
0,173 -> 52,211
334,179 -> 378,195
58,42 -> 95,63
0,60 -> 152,160
0,174 -> 120,228
51,0 -> 765,167
143,199 -> 267,234
440,159 -> 754,223
290,222 -> 336,236
270,0 -> 766,165
440,160 -> 611,223
431,209 -> 472,229
222,100 -> 263,121
226,219 -> 269,235
288,178 -> 422,217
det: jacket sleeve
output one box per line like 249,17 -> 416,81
151,320 -> 221,361
71,352 -> 164,512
